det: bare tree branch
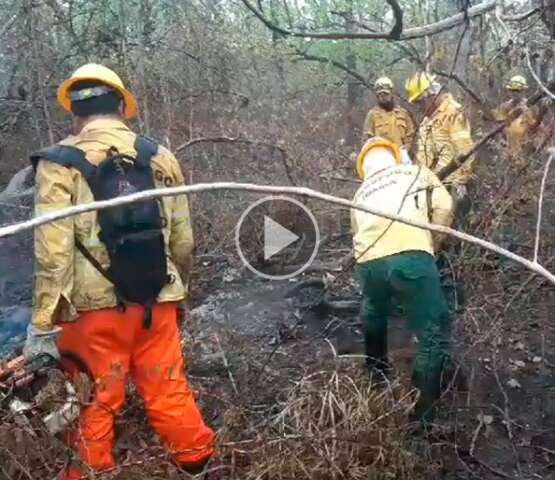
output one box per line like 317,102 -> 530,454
175,137 -> 296,185
401,0 -> 496,40
526,49 -> 555,100
239,0 -> 404,40
293,51 -> 370,88
0,183 -> 554,285
240,0 -> 501,41
433,70 -> 486,106
502,7 -> 541,22
534,149 -> 554,263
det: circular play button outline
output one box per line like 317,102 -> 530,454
235,195 -> 320,280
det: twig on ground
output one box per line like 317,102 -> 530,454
214,333 -> 239,396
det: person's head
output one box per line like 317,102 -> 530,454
57,64 -> 138,122
374,77 -> 395,111
405,72 -> 442,113
356,137 -> 402,179
505,75 -> 528,101
68,80 -> 123,118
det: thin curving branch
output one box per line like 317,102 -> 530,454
525,49 -> 555,101
175,137 -> 296,185
239,0 -> 404,40
433,70 -> 485,106
293,51 -> 371,88
534,149 -> 554,263
0,183 -> 553,285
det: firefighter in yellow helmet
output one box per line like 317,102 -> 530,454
362,77 -> 416,152
406,73 -> 474,314
405,73 -> 475,201
352,137 -> 454,424
492,75 -> 549,157
24,64 -> 215,479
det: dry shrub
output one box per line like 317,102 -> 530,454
217,363 -> 440,480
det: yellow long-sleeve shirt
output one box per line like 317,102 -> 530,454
32,118 -> 193,329
415,94 -> 474,186
362,105 -> 416,148
351,164 -> 454,263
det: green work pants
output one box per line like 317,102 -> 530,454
357,251 -> 451,422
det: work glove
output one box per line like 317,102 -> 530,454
23,324 -> 62,361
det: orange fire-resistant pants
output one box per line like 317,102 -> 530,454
57,302 -> 215,471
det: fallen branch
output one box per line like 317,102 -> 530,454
0,182 -> 554,285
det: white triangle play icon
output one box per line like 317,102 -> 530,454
264,216 -> 300,261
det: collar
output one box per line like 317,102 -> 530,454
80,117 -> 130,133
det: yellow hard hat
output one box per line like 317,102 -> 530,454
505,75 -> 528,91
374,76 -> 394,93
356,137 -> 402,179
57,64 -> 138,119
405,72 -> 435,103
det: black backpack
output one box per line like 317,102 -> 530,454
31,136 -> 168,328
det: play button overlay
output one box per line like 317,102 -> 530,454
264,216 -> 300,261
236,196 -> 320,280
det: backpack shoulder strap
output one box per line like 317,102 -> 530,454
30,145 -> 96,179
134,135 -> 159,168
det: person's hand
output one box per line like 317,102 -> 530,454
23,324 -> 62,361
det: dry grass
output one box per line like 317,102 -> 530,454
216,363 -> 439,480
